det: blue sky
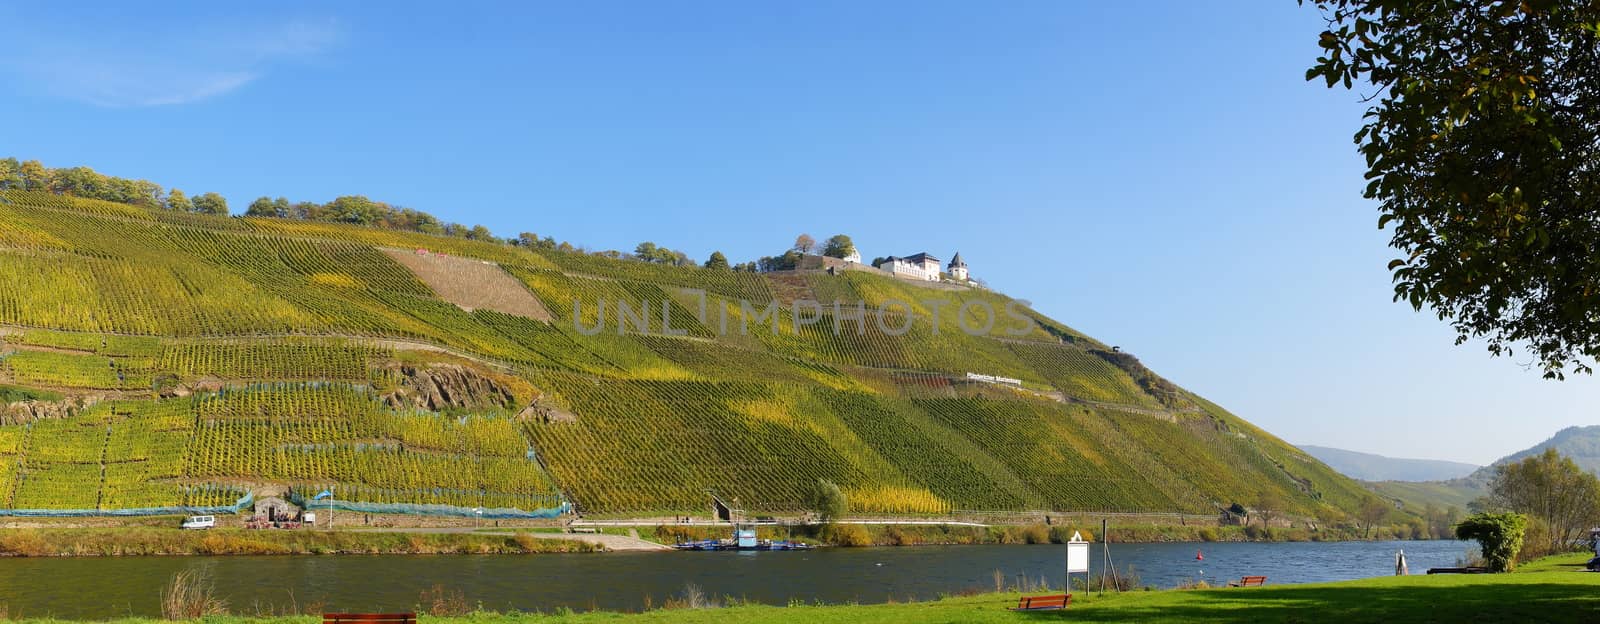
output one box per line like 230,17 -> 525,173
2,1 -> 1592,464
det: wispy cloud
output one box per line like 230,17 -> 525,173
1,16 -> 340,107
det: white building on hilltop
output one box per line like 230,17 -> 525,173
874,252 -> 941,281
874,251 -> 975,283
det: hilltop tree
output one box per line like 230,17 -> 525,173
1306,0 -> 1600,378
465,225 -> 494,241
757,250 -> 801,272
326,195 -> 383,224
18,159 -> 48,191
793,233 -> 816,255
517,232 -> 545,248
1489,447 -> 1600,555
705,251 -> 730,270
632,242 -> 692,266
246,196 -> 291,218
190,193 -> 228,215
166,189 -> 193,213
246,197 -> 272,217
1356,494 -> 1390,538
0,158 -> 19,189
822,234 -> 856,259
516,232 -> 564,250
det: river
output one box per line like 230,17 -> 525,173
0,540 -> 1474,619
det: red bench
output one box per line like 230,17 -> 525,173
324,614 -> 416,624
1012,594 -> 1071,610
1228,576 -> 1267,587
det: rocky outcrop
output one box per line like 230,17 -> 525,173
159,376 -> 225,399
517,398 -> 578,424
378,362 -> 517,412
1,395 -> 103,425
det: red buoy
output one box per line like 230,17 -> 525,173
1196,549 -> 1204,561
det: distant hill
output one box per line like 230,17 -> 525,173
1368,426 -> 1600,513
1298,445 -> 1479,482
1470,425 -> 1600,479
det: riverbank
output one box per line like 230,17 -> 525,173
592,521 -> 1394,548
0,520 -> 1424,558
0,528 -> 600,557
4,553 -> 1593,622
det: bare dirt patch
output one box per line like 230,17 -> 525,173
382,248 -> 552,321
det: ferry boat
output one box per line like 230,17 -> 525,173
673,525 -> 813,551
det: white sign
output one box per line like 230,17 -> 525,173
965,372 -> 1022,386
1066,531 -> 1090,573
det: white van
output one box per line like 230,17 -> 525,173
180,515 -> 216,530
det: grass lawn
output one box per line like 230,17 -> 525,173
13,554 -> 1597,623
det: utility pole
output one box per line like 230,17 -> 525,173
1100,518 -> 1114,593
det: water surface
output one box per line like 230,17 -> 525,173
0,540 -> 1474,618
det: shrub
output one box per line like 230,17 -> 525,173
418,584 -> 470,616
0,530 -> 51,557
1456,512 -> 1527,572
822,523 -> 872,547
161,569 -> 228,619
511,532 -> 541,552
1021,524 -> 1051,544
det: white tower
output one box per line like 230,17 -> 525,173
948,252 -> 969,281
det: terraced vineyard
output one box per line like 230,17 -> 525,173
0,189 -> 1378,520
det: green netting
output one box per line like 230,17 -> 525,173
0,492 -> 253,517
287,490 -> 569,519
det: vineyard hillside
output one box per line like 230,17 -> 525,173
0,190 -> 1377,520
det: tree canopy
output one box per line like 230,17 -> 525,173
191,192 -> 228,216
1488,447 -> 1600,555
166,189 -> 193,213
705,251 -> 731,270
822,234 -> 856,259
633,242 -> 694,266
1306,0 -> 1600,377
808,478 -> 847,523
793,233 -> 816,255
757,250 -> 802,272
0,158 -> 228,215
1356,494 -> 1391,538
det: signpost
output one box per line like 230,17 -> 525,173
1066,531 -> 1089,593
312,487 -> 335,530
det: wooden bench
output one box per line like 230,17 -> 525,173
1228,576 -> 1267,587
324,614 -> 416,624
1012,594 -> 1071,611
1426,566 -> 1488,574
